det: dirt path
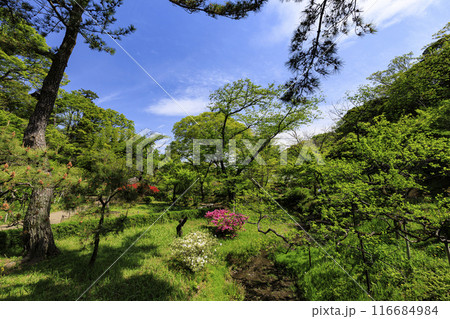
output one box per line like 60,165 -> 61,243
0,210 -> 74,231
230,251 -> 303,301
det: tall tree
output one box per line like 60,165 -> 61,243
1,0 -> 136,261
173,79 -> 319,201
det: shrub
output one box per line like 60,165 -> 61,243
205,209 -> 248,238
117,183 -> 159,202
170,231 -> 218,272
0,229 -> 23,256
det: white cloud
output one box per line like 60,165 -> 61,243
260,0 -> 440,44
178,69 -> 235,89
146,95 -> 209,116
146,69 -> 243,117
97,83 -> 148,105
97,91 -> 122,105
259,1 -> 305,44
361,0 -> 439,29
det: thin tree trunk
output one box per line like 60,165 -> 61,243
308,244 -> 312,269
172,184 -> 177,202
404,222 -> 411,260
89,209 -> 105,266
22,5 -> 85,261
23,188 -> 60,261
357,232 -> 371,295
200,180 -> 205,202
352,204 -> 371,294
444,240 -> 450,266
395,220 -> 400,240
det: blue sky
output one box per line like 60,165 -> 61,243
53,0 -> 449,139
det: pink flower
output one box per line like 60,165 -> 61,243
205,209 -> 248,238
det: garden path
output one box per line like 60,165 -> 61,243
0,210 -> 73,231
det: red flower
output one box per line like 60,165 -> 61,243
149,186 -> 160,193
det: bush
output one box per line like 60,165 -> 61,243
170,231 -> 218,272
205,209 -> 248,238
0,229 -> 23,256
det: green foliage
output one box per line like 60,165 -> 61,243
0,7 -> 51,118
0,109 -> 27,135
337,24 -> 450,133
0,126 -> 83,224
168,0 -> 267,19
53,89 -> 134,159
0,228 -> 23,255
270,26 -> 450,301
170,78 -> 320,201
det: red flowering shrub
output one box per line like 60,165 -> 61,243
117,183 -> 159,202
205,209 -> 248,238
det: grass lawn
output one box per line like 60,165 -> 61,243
0,216 -> 282,300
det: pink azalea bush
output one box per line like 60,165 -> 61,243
205,209 -> 248,238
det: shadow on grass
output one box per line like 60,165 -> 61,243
1,232 -> 183,301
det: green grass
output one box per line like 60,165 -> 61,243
0,217 -> 279,301
4,204 -> 446,301
274,239 -> 450,301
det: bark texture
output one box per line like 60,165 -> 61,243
23,7 -> 83,148
23,188 -> 60,261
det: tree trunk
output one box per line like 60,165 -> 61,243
357,233 -> 371,295
23,188 -> 60,261
308,244 -> 312,269
22,5 -> 85,260
23,10 -> 83,148
89,209 -> 105,266
172,184 -> 177,202
404,222 -> 411,260
200,180 -> 205,202
352,204 -> 371,294
176,217 -> 188,237
444,240 -> 450,266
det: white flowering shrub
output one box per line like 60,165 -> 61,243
170,231 -> 218,272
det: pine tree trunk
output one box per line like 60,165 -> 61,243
22,5 -> 85,261
23,188 -> 60,261
23,8 -> 84,148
